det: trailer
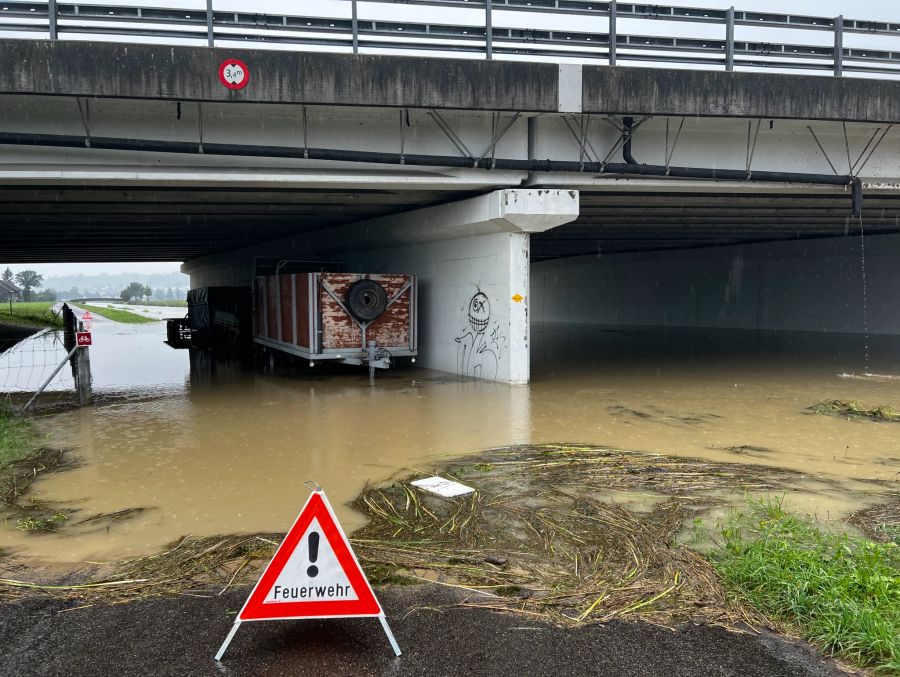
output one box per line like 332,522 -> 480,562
188,286 -> 252,351
254,272 -> 417,376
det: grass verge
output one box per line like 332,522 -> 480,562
712,499 -> 900,673
74,304 -> 157,324
0,302 -> 63,329
0,404 -> 34,467
0,405 -> 76,532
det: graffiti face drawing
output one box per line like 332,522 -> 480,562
468,292 -> 490,333
456,290 -> 506,380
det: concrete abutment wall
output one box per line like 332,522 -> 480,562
532,234 -> 900,335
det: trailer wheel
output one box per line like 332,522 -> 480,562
346,280 -> 388,322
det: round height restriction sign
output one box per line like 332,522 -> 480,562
219,59 -> 249,90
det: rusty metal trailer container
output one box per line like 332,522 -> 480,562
254,272 -> 416,374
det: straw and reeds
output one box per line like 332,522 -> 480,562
349,444 -> 796,628
0,533 -> 281,605
809,399 -> 900,423
848,499 -> 900,543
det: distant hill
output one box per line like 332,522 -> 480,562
43,271 -> 189,298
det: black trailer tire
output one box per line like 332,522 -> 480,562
346,279 -> 388,322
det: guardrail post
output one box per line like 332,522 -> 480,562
725,6 -> 734,72
351,0 -> 359,54
206,0 -> 214,47
48,0 -> 57,39
485,0 -> 492,60
609,0 -> 617,65
833,15 -> 843,76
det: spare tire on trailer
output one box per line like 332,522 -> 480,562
346,279 -> 388,322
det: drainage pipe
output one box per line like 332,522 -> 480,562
621,116 -> 638,165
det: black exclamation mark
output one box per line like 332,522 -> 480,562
307,532 -> 319,578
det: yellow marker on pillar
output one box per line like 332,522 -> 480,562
511,294 -> 524,303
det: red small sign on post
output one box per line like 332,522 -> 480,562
215,486 -> 400,661
76,332 -> 92,346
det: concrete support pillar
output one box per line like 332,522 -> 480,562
343,231 -> 531,383
336,189 -> 576,384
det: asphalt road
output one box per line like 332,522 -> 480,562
0,584 -> 848,677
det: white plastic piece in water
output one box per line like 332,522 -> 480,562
839,372 -> 900,382
410,476 -> 475,498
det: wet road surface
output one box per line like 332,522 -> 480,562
0,584 -> 847,677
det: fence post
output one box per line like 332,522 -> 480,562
206,0 -> 214,47
833,15 -> 843,76
609,0 -> 617,65
485,0 -> 492,60
48,0 -> 57,39
62,303 -> 77,378
725,6 -> 734,72
75,320 -> 92,405
351,0 -> 359,54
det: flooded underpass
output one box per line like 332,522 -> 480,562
3,313 -> 898,564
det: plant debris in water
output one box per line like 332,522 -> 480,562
714,445 -> 775,455
0,443 -> 807,625
0,447 -> 80,529
848,499 -> 900,543
0,534 -> 281,604
348,444 -> 807,628
809,399 -> 900,423
16,511 -> 69,532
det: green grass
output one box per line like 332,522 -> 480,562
712,499 -> 900,673
74,303 -> 157,324
127,300 -> 187,307
0,302 -> 63,329
16,511 -> 68,532
0,404 -> 34,467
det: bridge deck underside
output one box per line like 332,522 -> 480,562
3,186 -> 899,263
0,185 -> 475,262
530,192 -> 900,261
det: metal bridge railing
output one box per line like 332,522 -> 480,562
1,0 -> 899,78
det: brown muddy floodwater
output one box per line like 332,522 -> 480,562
3,317 -> 899,563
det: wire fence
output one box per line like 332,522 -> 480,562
0,327 -> 77,408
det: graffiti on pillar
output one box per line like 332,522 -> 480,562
455,290 -> 506,380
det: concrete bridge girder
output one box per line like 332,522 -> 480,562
2,94 -> 900,185
5,40 -> 900,124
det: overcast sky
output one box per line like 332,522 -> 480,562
6,262 -> 182,279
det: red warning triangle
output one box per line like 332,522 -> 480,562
81,310 -> 93,320
238,490 -> 382,621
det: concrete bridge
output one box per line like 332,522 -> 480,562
2,39 -> 900,383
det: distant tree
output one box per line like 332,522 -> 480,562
1,267 -> 13,284
67,286 -> 80,300
165,287 -> 175,301
153,287 -> 165,301
142,285 -> 153,301
33,288 -> 58,302
14,270 -> 42,301
120,281 -> 147,302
